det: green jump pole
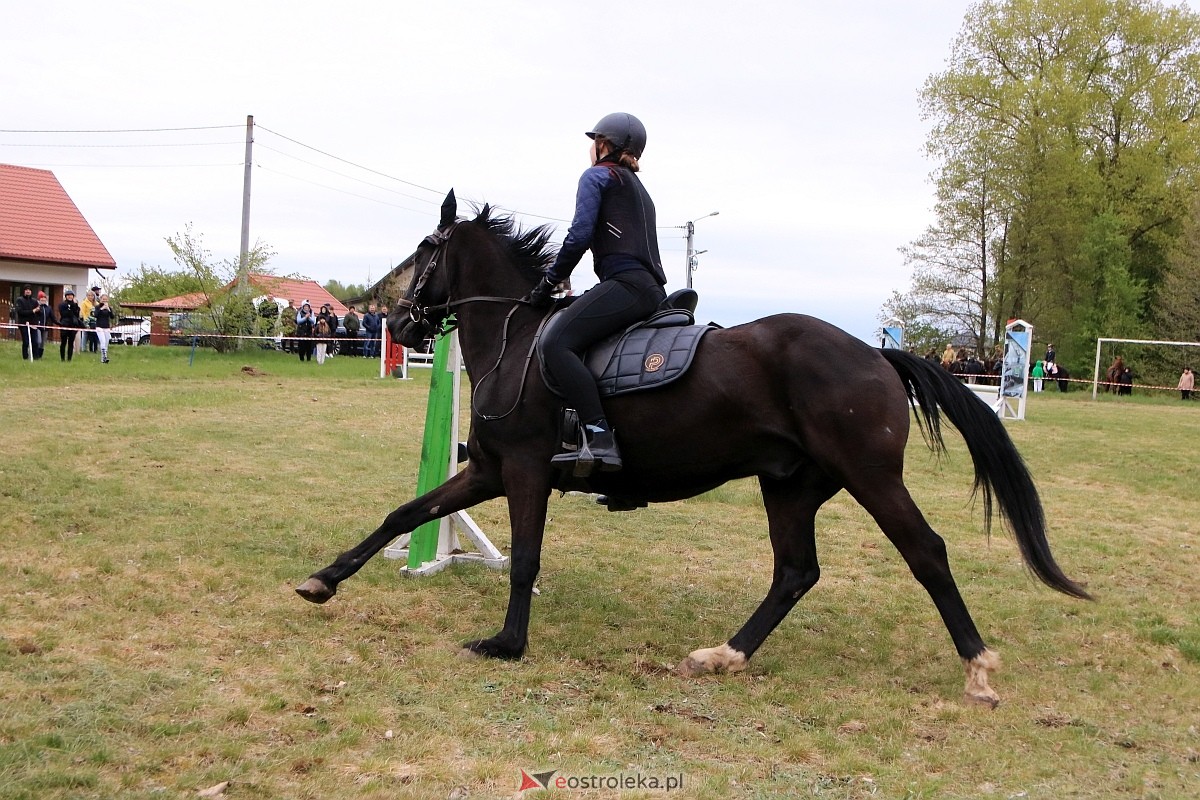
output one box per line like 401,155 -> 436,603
408,329 -> 455,568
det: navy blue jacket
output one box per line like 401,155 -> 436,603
547,159 -> 665,286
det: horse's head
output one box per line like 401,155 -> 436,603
390,190 -> 460,349
388,188 -> 557,349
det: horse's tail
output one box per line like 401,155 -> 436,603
879,348 -> 1091,600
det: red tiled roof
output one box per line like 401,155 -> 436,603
121,274 -> 350,316
0,163 -> 117,268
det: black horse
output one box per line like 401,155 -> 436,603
297,192 -> 1090,707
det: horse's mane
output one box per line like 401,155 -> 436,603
468,204 -> 557,279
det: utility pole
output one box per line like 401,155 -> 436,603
684,211 -> 719,289
236,114 -> 254,293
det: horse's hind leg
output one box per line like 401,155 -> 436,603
678,469 -> 839,677
844,472 -> 1001,707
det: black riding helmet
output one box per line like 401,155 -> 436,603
586,112 -> 647,159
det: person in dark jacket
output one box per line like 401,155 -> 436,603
342,305 -> 360,356
1118,366 -> 1134,396
29,290 -> 60,360
14,285 -> 39,360
525,112 -> 667,475
295,301 -> 316,362
57,289 -> 83,361
361,304 -> 382,358
317,304 -> 338,356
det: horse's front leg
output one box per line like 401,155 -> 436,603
461,461 -> 551,660
296,466 -> 500,603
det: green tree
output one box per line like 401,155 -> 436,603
114,264 -> 204,305
1158,195 -> 1200,343
877,290 -> 957,356
895,0 -> 1200,369
323,280 -> 366,302
164,224 -> 276,353
898,142 -> 1005,354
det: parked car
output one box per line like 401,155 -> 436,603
111,316 -> 151,346
332,324 -> 369,356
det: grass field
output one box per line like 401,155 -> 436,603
1,340 -> 1197,799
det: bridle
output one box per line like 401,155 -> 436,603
393,220 -> 553,421
393,224 -> 458,334
396,222 -> 537,332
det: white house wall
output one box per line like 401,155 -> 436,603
1,260 -> 92,292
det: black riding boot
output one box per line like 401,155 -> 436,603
551,419 -> 622,477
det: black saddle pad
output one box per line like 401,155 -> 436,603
538,309 -> 716,399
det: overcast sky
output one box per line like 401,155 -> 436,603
5,0 -> 1061,341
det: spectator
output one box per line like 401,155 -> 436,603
949,351 -> 969,382
964,351 -> 984,383
295,301 -> 316,362
30,291 -> 58,359
1117,366 -> 1133,396
317,303 -> 338,333
316,304 -> 338,357
1178,367 -> 1194,401
57,289 -> 83,361
81,286 -> 101,353
361,303 -> 381,358
93,293 -> 114,363
315,316 -> 332,365
1031,359 -> 1045,392
14,285 -> 38,360
342,305 -> 360,356
280,299 -> 297,352
941,343 -> 957,367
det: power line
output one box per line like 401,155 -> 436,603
0,125 -> 243,133
256,142 -> 439,207
11,161 -> 242,169
0,141 -> 243,148
1,119 -> 573,227
254,126 -> 570,224
255,164 -> 437,216
257,125 -> 444,195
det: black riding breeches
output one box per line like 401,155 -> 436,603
540,269 -> 665,425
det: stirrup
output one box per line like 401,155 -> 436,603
551,426 -> 622,478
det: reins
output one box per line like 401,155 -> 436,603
468,303 -> 554,422
397,220 -> 551,422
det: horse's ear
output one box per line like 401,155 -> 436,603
440,189 -> 457,228
480,203 -> 491,220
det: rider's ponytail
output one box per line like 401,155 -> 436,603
595,135 -> 641,173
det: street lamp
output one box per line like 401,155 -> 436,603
684,211 -> 719,289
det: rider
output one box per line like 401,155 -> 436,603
525,112 -> 667,474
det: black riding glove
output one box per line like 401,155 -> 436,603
524,276 -> 557,309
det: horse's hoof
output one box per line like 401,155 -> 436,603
295,577 -> 336,604
964,690 -> 1000,709
962,649 -> 1001,709
460,637 -> 524,660
677,643 -> 748,678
